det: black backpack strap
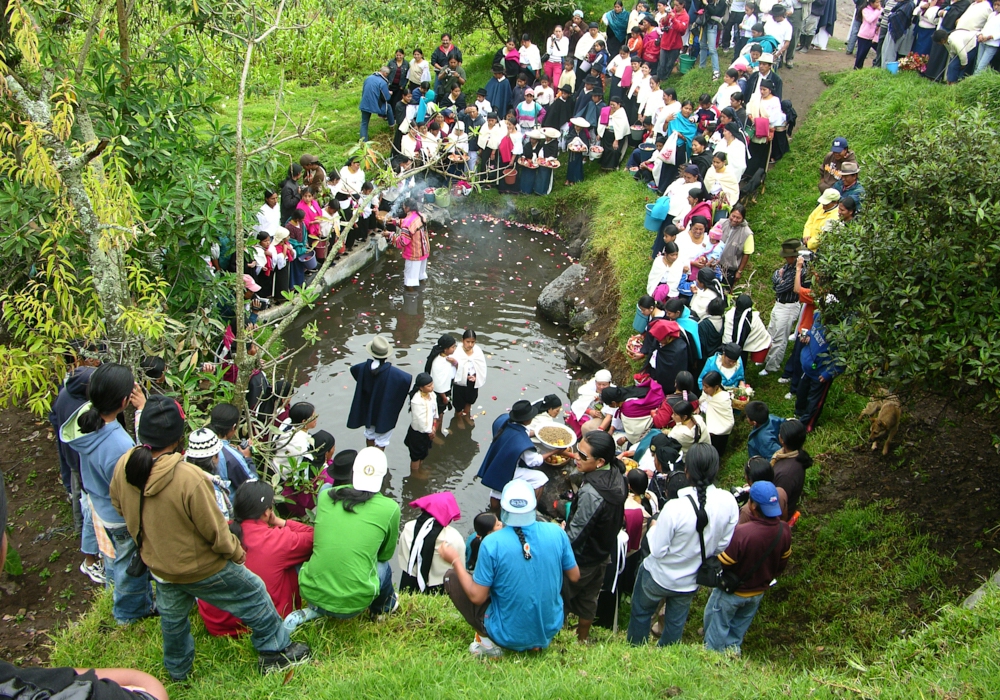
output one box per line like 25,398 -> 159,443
686,494 -> 708,563
134,491 -> 145,552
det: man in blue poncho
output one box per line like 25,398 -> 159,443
347,335 -> 412,450
477,400 -> 560,513
485,64 -> 513,119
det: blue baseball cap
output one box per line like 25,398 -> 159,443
749,481 -> 782,518
831,137 -> 848,153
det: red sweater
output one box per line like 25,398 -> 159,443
659,10 -> 689,51
198,519 -> 314,636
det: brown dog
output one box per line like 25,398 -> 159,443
860,395 -> 901,456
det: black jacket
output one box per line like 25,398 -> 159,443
386,58 -> 410,86
565,467 -> 628,567
279,178 -> 301,224
745,69 -> 783,99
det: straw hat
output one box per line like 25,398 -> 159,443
570,117 -> 591,128
543,127 -> 561,139
365,334 -> 394,359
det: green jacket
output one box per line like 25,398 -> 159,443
298,486 -> 400,614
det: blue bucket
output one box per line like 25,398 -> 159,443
886,61 -> 900,74
644,204 -> 665,232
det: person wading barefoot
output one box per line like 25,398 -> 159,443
452,329 -> 488,430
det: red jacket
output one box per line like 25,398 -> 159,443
642,30 -> 661,63
659,10 -> 689,51
198,519 -> 314,636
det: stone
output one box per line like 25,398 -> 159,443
569,308 -> 596,332
563,344 -> 582,365
575,338 -> 605,370
536,263 -> 587,325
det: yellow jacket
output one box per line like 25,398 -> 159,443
802,204 -> 838,251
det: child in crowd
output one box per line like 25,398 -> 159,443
405,373 -> 438,479
464,512 -> 502,570
398,492 -> 465,594
745,400 -> 784,461
699,370 -> 735,458
698,342 -> 745,389
667,400 -> 710,455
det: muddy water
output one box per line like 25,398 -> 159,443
282,216 -> 584,530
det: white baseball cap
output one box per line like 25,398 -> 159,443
500,479 -> 537,527
352,447 -> 388,493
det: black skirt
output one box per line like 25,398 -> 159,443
452,383 -> 479,412
404,426 -> 433,462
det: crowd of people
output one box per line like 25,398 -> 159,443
8,3 -> 889,692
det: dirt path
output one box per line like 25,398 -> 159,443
779,40 -> 855,128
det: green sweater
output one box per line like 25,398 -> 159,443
298,487 -> 400,614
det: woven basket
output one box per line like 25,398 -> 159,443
732,398 -> 749,411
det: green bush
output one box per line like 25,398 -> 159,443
816,106 -> 1000,408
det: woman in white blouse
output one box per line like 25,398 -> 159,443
425,334 -> 458,440
338,156 -> 366,196
256,190 -> 281,234
407,48 -> 431,89
545,26 -> 571,86
452,329 -> 488,430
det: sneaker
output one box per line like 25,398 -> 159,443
777,377 -> 790,384
373,597 -> 400,622
469,637 -> 504,659
80,559 -> 107,585
758,369 -> 769,377
784,392 -> 793,400
283,606 -> 321,632
785,61 -> 795,69
712,71 -> 720,80
259,642 -> 311,675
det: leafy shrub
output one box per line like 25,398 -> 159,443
816,106 -> 1000,408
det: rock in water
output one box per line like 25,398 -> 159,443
536,263 -> 587,324
575,338 -> 606,370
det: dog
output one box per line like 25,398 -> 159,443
860,394 -> 901,456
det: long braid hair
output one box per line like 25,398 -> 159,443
513,526 -> 532,560
685,443 -> 720,530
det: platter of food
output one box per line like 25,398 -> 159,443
448,154 -> 467,162
537,424 -> 577,451
540,158 -> 561,168
544,453 -> 571,466
518,157 -> 539,168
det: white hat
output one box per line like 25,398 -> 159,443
186,427 -> 222,460
352,447 -> 388,493
570,117 -> 591,128
500,479 -> 537,527
543,127 -> 561,139
527,128 -> 545,139
594,369 -> 613,383
272,226 -> 290,244
759,52 -> 774,63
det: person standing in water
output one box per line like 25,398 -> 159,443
404,373 -> 438,479
347,335 -> 413,451
452,329 -> 488,430
426,335 -> 458,442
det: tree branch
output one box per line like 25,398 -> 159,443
74,1 -> 109,80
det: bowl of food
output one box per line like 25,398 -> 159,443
448,154 -> 466,162
544,453 -> 571,466
590,146 -> 604,154
537,424 -> 577,451
546,158 -> 561,168
622,457 -> 639,471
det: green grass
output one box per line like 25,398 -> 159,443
48,583 -> 1000,698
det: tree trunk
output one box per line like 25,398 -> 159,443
115,0 -> 132,89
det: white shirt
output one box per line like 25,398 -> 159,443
519,43 -> 542,71
665,176 -> 695,219
676,231 -> 713,265
575,31 -> 604,60
712,82 -> 742,111
272,424 -> 314,479
699,390 -> 735,436
982,10 -> 1000,45
646,253 -> 686,298
256,203 -> 281,234
668,415 -> 710,454
473,97 -> 493,115
546,35 -> 570,62
534,85 -> 555,106
453,345 -> 488,389
642,485 -> 739,592
642,89 -> 664,119
607,53 -> 631,78
764,18 -> 793,49
653,100 -> 681,135
397,521 -> 465,588
957,0 -> 992,31
338,166 -> 366,195
430,355 -> 457,393
409,391 -> 438,433
718,136 -> 748,182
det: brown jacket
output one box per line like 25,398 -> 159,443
110,450 -> 244,584
818,150 -> 857,193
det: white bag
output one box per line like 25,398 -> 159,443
661,131 -> 679,165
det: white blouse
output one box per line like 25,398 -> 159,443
546,35 -> 570,62
453,345 -> 488,389
431,355 -> 457,393
338,166 -> 366,195
256,203 -> 281,234
409,392 -> 438,433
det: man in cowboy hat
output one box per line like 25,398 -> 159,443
476,400 -> 565,513
832,161 -> 865,210
760,239 -> 805,378
347,335 -> 413,450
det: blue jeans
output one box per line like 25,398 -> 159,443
699,24 -> 719,73
846,16 -> 861,52
360,110 -> 373,141
157,561 -> 290,680
976,45 -> 998,74
703,588 -> 764,652
80,492 -> 97,557
626,564 -> 696,645
103,525 -> 155,624
311,561 -> 397,619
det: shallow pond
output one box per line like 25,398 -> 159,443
282,215 -> 585,529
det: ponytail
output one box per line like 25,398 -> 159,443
124,446 -> 155,490
468,512 -> 498,570
686,443 -> 720,530
79,363 -> 134,434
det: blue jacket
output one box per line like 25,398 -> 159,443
477,414 -> 536,492
60,402 -> 135,524
748,415 -> 784,461
218,442 -> 258,500
347,360 -> 412,434
698,353 -> 744,390
801,314 -> 842,382
485,76 -> 512,118
360,72 -> 390,116
676,307 -> 702,359
48,367 -> 95,491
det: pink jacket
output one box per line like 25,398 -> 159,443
297,200 -> 323,239
392,210 -> 429,261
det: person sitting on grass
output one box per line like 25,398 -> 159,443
198,481 -> 314,637
562,431 -> 628,643
698,342 -> 745,390
287,448 -> 400,631
398,492 -> 466,595
438,479 -> 580,658
465,512 -> 503,571
744,400 -> 784,461
703,480 -> 790,655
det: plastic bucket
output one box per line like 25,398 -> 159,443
423,190 -> 436,204
679,54 -> 696,75
630,126 -> 645,145
886,61 -> 899,74
644,204 -> 665,232
434,188 -> 451,208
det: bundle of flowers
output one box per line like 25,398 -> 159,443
898,53 -> 928,73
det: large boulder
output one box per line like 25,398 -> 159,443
536,263 -> 587,325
